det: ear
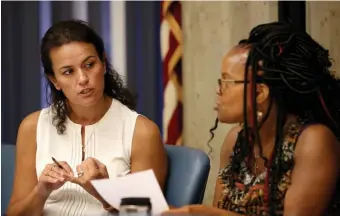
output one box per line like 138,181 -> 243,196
256,83 -> 269,104
48,75 -> 61,91
102,52 -> 108,64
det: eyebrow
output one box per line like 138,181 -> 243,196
59,55 -> 96,71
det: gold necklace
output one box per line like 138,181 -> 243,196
252,121 -> 293,175
82,144 -> 86,152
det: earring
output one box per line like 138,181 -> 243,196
257,110 -> 263,122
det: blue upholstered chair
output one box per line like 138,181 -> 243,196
1,144 -> 16,213
164,144 -> 210,207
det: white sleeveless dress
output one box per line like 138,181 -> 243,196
36,99 -> 139,216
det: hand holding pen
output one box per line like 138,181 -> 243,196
50,157 -> 75,180
36,157 -> 74,197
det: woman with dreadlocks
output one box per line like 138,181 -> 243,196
164,22 -> 340,215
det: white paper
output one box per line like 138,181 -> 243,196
91,169 -> 169,214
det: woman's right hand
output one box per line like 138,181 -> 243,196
36,162 -> 74,197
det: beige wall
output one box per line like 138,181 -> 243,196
306,2 -> 340,77
182,1 -> 278,205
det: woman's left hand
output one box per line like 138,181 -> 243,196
163,205 -> 239,216
65,157 -> 112,209
163,205 -> 193,214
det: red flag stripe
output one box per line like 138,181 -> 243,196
161,1 -> 182,145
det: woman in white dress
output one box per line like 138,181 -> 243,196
7,20 -> 168,216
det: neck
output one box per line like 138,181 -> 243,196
255,104 -> 297,153
258,110 -> 277,148
254,104 -> 279,152
67,96 -> 112,126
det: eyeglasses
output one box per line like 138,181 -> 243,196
218,78 -> 248,94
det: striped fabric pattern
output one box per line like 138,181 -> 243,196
160,1 -> 183,145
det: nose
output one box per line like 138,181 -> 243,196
216,86 -> 221,95
78,70 -> 89,85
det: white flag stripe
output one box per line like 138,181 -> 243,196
160,20 -> 170,61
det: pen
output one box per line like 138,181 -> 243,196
51,157 -> 64,169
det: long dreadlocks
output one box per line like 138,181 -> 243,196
209,22 -> 340,214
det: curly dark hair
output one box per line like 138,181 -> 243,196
41,20 -> 137,134
208,22 -> 340,214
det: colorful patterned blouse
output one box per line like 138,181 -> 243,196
217,121 -> 340,215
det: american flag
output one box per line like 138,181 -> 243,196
160,1 -> 183,145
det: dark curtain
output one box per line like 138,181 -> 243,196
1,1 -> 41,144
126,1 -> 163,131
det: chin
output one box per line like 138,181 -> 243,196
79,100 -> 99,107
77,95 -> 103,107
217,113 -> 240,124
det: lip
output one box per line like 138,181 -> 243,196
214,102 -> 220,110
78,88 -> 94,95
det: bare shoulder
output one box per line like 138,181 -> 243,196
132,115 -> 163,152
133,115 -> 161,140
18,111 -> 41,138
295,124 -> 340,161
283,124 -> 339,215
16,110 -> 41,153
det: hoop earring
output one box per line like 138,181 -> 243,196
257,110 -> 263,122
239,110 -> 263,128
